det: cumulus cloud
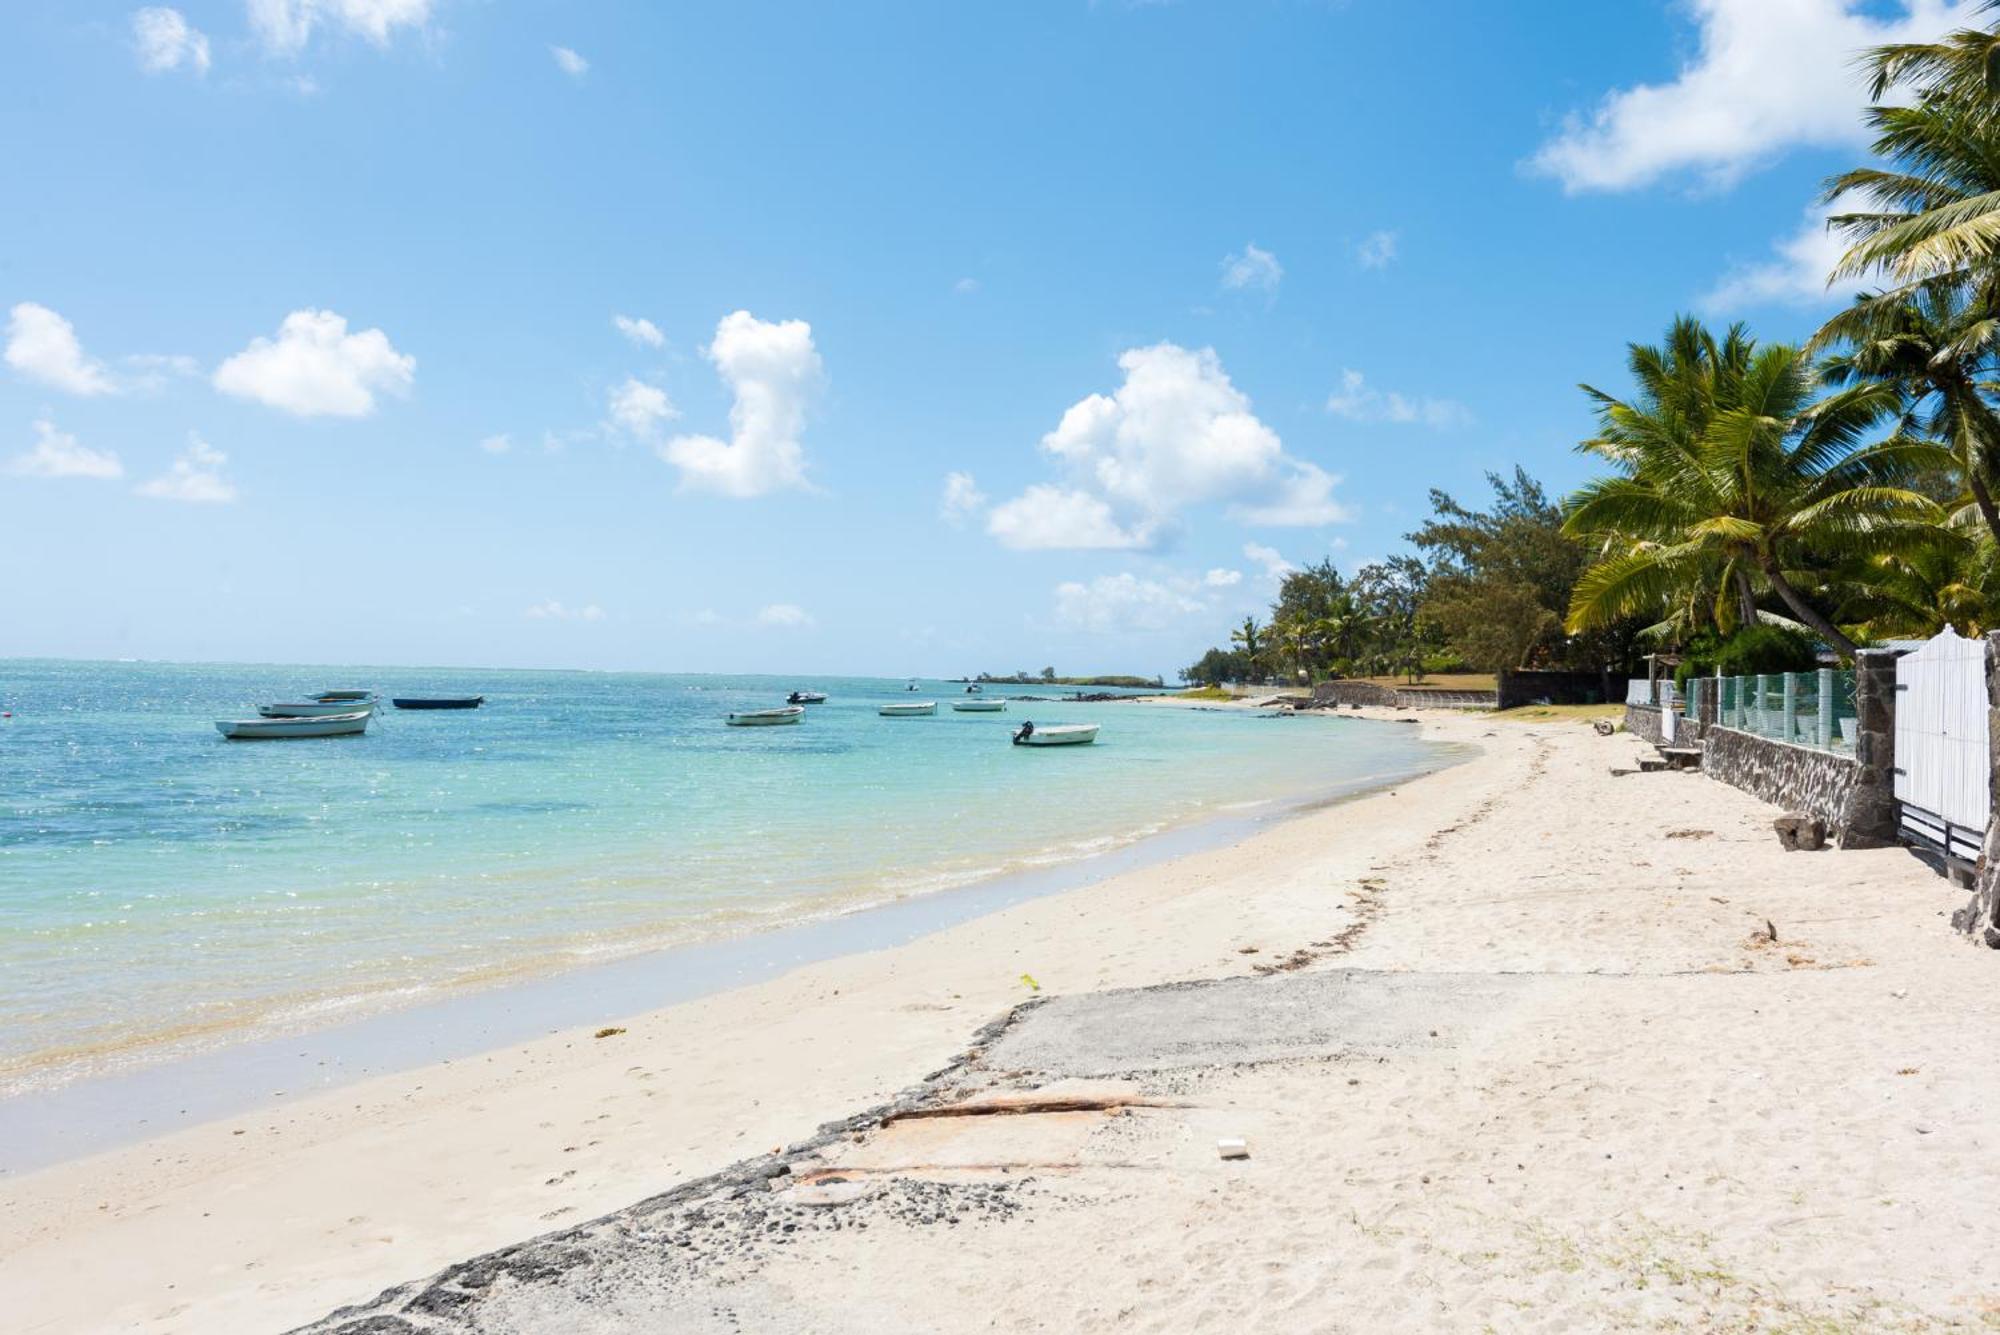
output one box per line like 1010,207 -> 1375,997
524,600 -> 605,622
5,303 -> 118,396
953,277 -> 981,295
6,420 -> 124,480
551,45 -> 589,77
1052,572 -> 1215,634
1220,242 -> 1282,292
987,343 -> 1346,549
1529,0 -> 1971,194
660,310 -> 821,497
940,470 -> 987,524
478,433 -> 511,453
1701,192 -> 1869,310
1243,541 -> 1295,584
1356,230 -> 1398,270
988,485 -> 1157,551
213,309 -> 414,417
608,377 -> 676,440
1325,369 -> 1471,429
137,433 -> 236,503
756,603 -> 814,628
248,0 -> 434,55
133,7 -> 211,75
613,313 -> 663,348
1204,567 -> 1243,587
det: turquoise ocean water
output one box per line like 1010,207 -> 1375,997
0,660 -> 1450,1094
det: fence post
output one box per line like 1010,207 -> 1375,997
1781,673 -> 1797,743
1836,650 -> 1900,849
1817,667 -> 1833,749
1951,633 -> 2000,944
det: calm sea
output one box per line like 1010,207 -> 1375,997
0,660 -> 1450,1093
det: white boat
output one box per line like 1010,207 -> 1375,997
216,711 -> 372,740
1012,721 -> 1098,746
726,705 -> 806,727
787,690 -> 828,705
312,690 -> 375,703
952,698 -> 1007,712
258,700 -> 378,718
880,700 -> 937,717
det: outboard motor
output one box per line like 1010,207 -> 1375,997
1012,720 -> 1034,745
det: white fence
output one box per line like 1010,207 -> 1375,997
1894,628 -> 1991,862
1625,678 -> 1680,709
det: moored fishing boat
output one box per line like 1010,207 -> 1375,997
257,700 -> 379,718
312,690 -> 374,703
1011,720 -> 1098,746
879,700 -> 937,717
391,696 -> 484,710
952,698 -> 1006,712
726,705 -> 806,727
787,690 -> 827,704
216,711 -> 372,740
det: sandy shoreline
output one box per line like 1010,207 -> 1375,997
8,704 -> 1999,1331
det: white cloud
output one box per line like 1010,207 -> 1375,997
1220,242 -> 1282,292
986,342 -> 1347,548
478,433 -> 511,454
613,313 -> 663,347
1204,567 -> 1243,587
1325,369 -> 1471,429
524,600 -> 605,622
248,0 -> 434,55
1053,572 -> 1210,634
124,352 -> 200,391
940,470 -> 987,524
1529,0 -> 1971,194
953,277 -> 981,295
608,377 -> 676,439
1356,230 -> 1398,269
551,45 -> 589,77
133,7 -> 211,75
1701,192 -> 1869,310
987,485 -> 1156,551
137,433 -> 236,503
213,309 -> 414,417
660,310 -> 821,497
756,603 -> 814,628
5,303 -> 117,396
1243,541 -> 1295,584
6,420 -> 124,480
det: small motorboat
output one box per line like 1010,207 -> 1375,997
1012,721 -> 1098,747
726,705 -> 806,727
879,700 -> 937,717
312,690 -> 374,703
787,691 -> 828,705
965,684 -> 983,694
217,711 -> 372,740
952,698 -> 1006,712
258,700 -> 379,718
392,696 -> 484,710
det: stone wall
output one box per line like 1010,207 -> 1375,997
1624,703 -> 1665,745
1497,669 -> 1620,709
1700,726 -> 1861,836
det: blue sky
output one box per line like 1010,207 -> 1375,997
0,0 -> 1977,676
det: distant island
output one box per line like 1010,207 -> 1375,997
957,669 -> 1169,689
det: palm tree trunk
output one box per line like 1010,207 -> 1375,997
1968,471 -> 2000,547
1756,553 -> 1859,658
1732,566 -> 1758,629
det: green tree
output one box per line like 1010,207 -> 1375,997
1564,317 -> 1947,658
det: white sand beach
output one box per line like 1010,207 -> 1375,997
5,707 -> 1996,1332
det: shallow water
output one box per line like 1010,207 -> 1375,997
0,661 -> 1449,1091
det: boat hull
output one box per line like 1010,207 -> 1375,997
879,702 -> 937,716
951,700 -> 1007,712
391,697 -> 484,710
726,706 -> 805,726
312,691 -> 374,703
258,700 -> 378,718
217,712 -> 372,740
1013,723 -> 1099,746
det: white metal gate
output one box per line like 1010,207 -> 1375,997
1894,628 -> 1991,862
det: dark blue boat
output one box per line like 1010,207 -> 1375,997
390,696 -> 484,710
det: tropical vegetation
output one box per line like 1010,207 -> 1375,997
1182,7 -> 2000,688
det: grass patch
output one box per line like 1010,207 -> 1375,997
1491,703 -> 1626,722
1174,686 -> 1236,701
1354,672 -> 1499,691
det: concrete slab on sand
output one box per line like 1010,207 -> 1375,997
982,967 -> 1538,1078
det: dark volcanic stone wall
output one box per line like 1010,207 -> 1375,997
1624,704 -> 1665,745
1700,726 -> 1858,832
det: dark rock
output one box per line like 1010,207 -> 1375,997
1592,719 -> 1616,736
1772,812 -> 1827,851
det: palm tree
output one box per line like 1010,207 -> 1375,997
1833,526 -> 2000,640
1814,283 -> 2000,543
1564,318 -> 1948,658
1229,616 -> 1264,675
1825,12 -> 2000,292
